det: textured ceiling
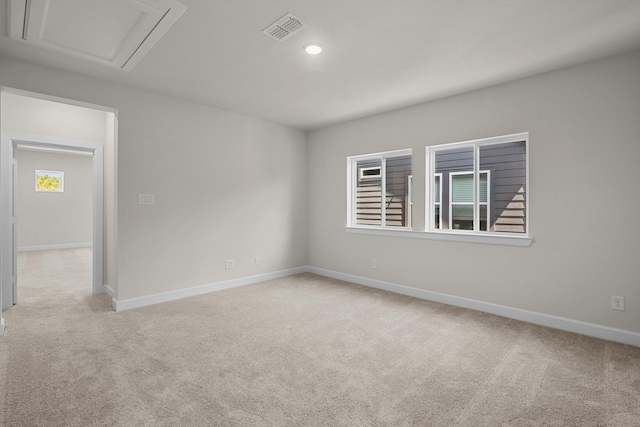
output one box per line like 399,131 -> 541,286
1,0 -> 640,130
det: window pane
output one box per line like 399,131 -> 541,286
479,172 -> 488,203
451,205 -> 473,230
435,147 -> 472,230
385,155 -> 412,227
480,204 -> 488,231
356,159 -> 382,226
452,174 -> 473,203
433,175 -> 441,229
428,134 -> 527,236
434,147 -> 474,175
451,173 -> 475,230
450,174 -> 488,231
350,151 -> 413,228
479,141 -> 526,233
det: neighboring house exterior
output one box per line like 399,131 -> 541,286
354,140 -> 526,233
434,140 -> 526,233
355,155 -> 412,227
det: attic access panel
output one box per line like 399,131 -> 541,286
8,0 -> 187,71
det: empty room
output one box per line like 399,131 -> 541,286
15,143 -> 95,308
1,0 -> 639,425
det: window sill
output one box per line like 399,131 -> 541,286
344,226 -> 532,247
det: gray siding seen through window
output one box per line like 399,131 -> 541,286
356,155 -> 412,227
434,141 -> 526,233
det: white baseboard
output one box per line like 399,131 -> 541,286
102,285 -> 117,311
307,266 -> 640,348
18,242 -> 92,252
103,284 -> 115,298
0,317 -> 4,336
102,284 -> 115,300
107,264 -> 639,347
113,266 -> 309,312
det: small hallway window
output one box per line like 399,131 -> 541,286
36,170 -> 64,192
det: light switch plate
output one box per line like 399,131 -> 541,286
138,194 -> 154,205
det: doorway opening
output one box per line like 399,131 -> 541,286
16,145 -> 97,305
2,137 -> 104,308
1,89 -> 117,327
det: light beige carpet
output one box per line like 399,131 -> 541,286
1,248 -> 639,426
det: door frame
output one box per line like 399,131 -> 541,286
1,133 -> 104,309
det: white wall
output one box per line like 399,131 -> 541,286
308,50 -> 640,334
0,55 -> 308,302
16,149 -> 92,249
1,92 -> 109,143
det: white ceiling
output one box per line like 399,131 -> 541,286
2,0 -> 640,130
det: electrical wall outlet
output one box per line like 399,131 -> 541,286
372,259 -> 377,269
611,296 -> 625,311
225,259 -> 234,269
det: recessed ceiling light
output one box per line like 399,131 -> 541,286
303,42 -> 324,55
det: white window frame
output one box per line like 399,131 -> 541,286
448,170 -> 490,232
424,132 -> 530,245
433,173 -> 442,230
406,174 -> 413,227
344,134 -> 531,247
346,148 -> 412,229
35,169 -> 64,192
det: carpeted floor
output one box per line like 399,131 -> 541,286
1,248 -> 639,426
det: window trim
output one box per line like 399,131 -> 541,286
425,132 -> 529,240
406,174 -> 413,228
345,226 -> 532,247
346,148 -> 412,229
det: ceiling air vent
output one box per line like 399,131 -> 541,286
262,13 -> 308,41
